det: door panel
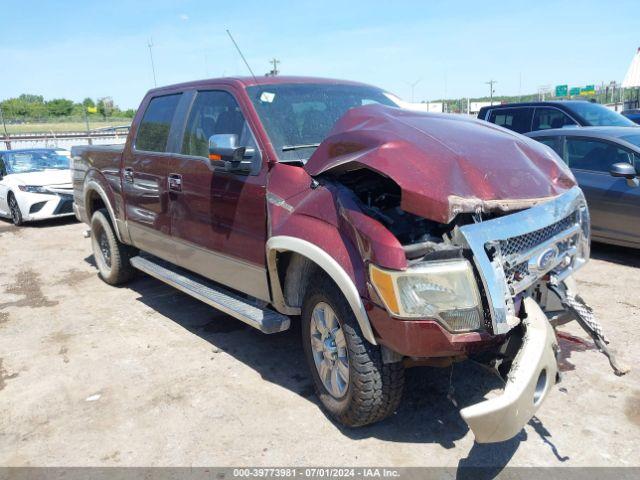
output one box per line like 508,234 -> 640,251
168,89 -> 270,300
123,93 -> 182,259
565,136 -> 640,246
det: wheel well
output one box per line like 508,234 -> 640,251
86,189 -> 106,219
279,252 -> 322,309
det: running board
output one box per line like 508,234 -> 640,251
130,255 -> 290,334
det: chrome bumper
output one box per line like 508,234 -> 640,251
460,297 -> 558,443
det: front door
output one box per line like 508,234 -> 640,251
122,93 -> 182,260
167,89 -> 270,300
564,136 -> 640,246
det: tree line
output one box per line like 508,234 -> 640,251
0,94 -> 136,121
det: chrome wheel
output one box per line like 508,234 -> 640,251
310,302 -> 349,399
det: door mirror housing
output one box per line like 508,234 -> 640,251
208,134 -> 252,173
609,162 -> 639,187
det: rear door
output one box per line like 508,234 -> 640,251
487,107 -> 534,133
563,136 -> 640,246
122,92 -> 182,260
166,88 -> 271,301
531,107 -> 577,131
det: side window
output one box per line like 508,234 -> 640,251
182,90 -> 255,158
488,108 -> 533,133
565,137 -> 634,172
532,108 -> 576,131
135,94 -> 182,153
0,154 -> 5,176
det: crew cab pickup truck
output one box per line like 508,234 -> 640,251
72,76 -> 594,443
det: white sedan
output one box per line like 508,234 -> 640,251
0,149 -> 75,225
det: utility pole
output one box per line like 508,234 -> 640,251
147,38 -> 157,87
485,79 -> 497,105
267,58 -> 280,76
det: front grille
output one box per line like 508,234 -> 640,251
487,210 -> 581,295
498,211 -> 579,257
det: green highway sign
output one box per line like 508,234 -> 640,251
569,87 -> 581,96
555,85 -> 568,97
580,85 -> 596,96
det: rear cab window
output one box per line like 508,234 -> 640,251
135,94 -> 182,152
487,107 -> 533,133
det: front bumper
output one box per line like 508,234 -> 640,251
460,297 -> 558,443
21,192 -> 75,221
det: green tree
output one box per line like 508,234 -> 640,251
46,98 -> 74,117
18,93 -> 44,104
82,97 -> 95,109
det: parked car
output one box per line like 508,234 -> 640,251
0,148 -> 74,225
527,126 -> 640,248
622,109 -> 640,125
478,101 -> 637,134
73,76 -> 597,443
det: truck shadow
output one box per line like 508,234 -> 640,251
590,242 -> 640,268
105,263 -> 565,469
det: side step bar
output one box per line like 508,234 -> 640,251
130,255 -> 290,334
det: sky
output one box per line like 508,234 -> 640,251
1,0 -> 639,109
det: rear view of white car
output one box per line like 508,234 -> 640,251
0,149 -> 74,225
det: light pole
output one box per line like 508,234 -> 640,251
405,78 -> 422,103
0,106 -> 10,149
485,79 -> 497,105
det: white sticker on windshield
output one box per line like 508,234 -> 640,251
260,91 -> 275,103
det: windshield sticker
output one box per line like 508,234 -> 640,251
260,91 -> 275,103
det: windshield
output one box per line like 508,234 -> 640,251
5,150 -> 70,174
247,83 -> 399,162
621,134 -> 640,148
569,102 -> 636,127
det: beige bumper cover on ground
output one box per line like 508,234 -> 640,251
460,297 -> 558,443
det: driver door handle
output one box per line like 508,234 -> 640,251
123,167 -> 134,183
168,173 -> 182,192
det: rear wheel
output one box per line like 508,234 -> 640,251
301,275 -> 404,427
8,193 -> 23,226
91,209 -> 137,285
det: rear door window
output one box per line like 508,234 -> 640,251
487,108 -> 533,133
135,94 -> 182,153
565,137 -> 635,172
532,107 -> 577,130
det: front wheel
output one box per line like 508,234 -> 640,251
8,193 -> 23,226
90,209 -> 137,285
301,276 -> 404,427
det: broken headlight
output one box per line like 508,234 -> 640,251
369,260 -> 483,332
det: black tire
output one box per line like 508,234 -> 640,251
90,209 -> 137,285
8,193 -> 23,226
301,275 -> 404,427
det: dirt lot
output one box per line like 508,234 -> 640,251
0,217 -> 639,469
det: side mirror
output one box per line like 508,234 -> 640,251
609,162 -> 639,187
208,134 -> 252,173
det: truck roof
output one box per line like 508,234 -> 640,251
147,76 -> 373,95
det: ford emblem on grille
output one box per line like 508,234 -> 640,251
534,247 -> 558,272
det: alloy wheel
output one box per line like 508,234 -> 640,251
309,302 -> 349,398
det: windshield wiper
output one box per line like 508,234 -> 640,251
282,143 -> 320,152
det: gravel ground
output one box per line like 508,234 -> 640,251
0,217 -> 638,469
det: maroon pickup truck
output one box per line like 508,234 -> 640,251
72,76 -> 599,443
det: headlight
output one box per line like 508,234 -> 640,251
369,260 -> 484,332
18,185 -> 50,194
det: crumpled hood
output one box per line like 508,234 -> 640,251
9,169 -> 72,187
304,104 -> 576,223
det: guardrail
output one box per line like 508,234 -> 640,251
1,129 -> 130,150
